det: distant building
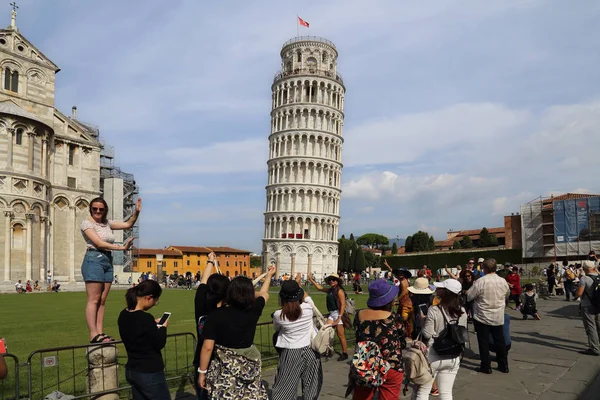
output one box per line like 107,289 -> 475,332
133,246 -> 254,278
521,193 -> 600,262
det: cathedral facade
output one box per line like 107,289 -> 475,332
0,11 -> 117,283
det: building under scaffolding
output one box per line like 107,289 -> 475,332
72,109 -> 139,273
100,143 -> 139,273
521,193 -> 600,262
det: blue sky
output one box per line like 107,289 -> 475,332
14,0 -> 600,252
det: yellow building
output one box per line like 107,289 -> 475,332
133,246 -> 254,278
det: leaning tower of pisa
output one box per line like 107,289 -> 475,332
262,36 -> 345,279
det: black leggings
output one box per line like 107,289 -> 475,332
548,277 -> 556,294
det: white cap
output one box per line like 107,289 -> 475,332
434,279 -> 462,295
477,257 -> 484,263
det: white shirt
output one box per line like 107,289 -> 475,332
467,273 -> 509,326
273,296 -> 315,349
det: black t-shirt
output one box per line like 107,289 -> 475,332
118,309 -> 167,373
202,297 -> 265,348
194,283 -> 210,366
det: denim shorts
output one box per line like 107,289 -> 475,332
81,249 -> 114,282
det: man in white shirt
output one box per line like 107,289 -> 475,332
467,258 -> 510,374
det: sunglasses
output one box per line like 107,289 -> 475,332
92,207 -> 105,212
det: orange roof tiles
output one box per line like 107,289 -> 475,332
136,248 -> 181,257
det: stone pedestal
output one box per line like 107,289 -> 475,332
86,345 -> 119,399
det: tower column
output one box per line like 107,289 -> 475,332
6,129 -> 13,169
4,211 -> 13,281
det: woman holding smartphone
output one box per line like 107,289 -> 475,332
118,280 -> 169,400
81,197 -> 141,344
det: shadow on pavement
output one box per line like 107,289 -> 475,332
546,303 -> 581,320
512,332 -> 586,352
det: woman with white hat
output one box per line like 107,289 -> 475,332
415,279 -> 467,400
408,277 -> 435,339
308,273 -> 349,361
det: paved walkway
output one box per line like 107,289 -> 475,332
174,296 -> 600,399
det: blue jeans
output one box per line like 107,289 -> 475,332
564,280 -> 574,300
125,369 -> 170,400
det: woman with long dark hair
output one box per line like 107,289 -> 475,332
415,279 -> 467,400
194,252 -> 229,400
307,273 -> 349,361
118,280 -> 169,400
81,197 -> 141,343
198,266 -> 276,399
349,279 -> 407,400
271,275 -> 323,400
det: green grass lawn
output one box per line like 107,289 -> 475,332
0,285 -> 369,399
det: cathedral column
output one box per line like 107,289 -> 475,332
276,252 -> 281,279
40,215 -> 47,280
6,129 -> 13,169
41,138 -> 48,178
307,253 -> 313,276
69,206 -> 76,281
27,133 -> 34,172
263,250 -> 270,271
49,205 -> 54,277
290,253 -> 296,277
25,213 -> 34,280
4,211 -> 13,281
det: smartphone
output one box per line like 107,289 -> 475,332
157,312 -> 171,326
0,338 -> 7,354
418,304 -> 429,316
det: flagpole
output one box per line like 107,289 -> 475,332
296,15 -> 299,38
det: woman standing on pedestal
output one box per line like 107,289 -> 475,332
81,197 -> 141,343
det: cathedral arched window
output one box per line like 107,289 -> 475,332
4,67 -> 18,92
15,128 -> 23,145
297,51 -> 302,63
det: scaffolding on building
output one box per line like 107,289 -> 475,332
521,194 -> 600,261
100,143 -> 139,272
70,112 -> 140,274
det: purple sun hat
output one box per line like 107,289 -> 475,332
367,279 -> 399,308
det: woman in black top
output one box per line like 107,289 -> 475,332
198,266 -> 275,399
193,252 -> 229,400
117,280 -> 169,400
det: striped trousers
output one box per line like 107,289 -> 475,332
271,346 -> 323,400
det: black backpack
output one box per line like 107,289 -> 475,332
432,309 -> 468,358
586,275 -> 600,314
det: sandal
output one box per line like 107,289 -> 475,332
90,334 -> 104,344
99,333 -> 115,342
430,388 -> 439,397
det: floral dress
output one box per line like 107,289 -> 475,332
354,312 -> 407,372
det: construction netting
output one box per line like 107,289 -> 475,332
553,197 -> 600,256
521,196 -> 600,259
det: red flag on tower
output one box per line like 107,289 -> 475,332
298,16 -> 309,28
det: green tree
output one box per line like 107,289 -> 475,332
405,236 -> 413,252
337,239 -> 347,271
356,233 -> 390,248
479,227 -> 494,248
250,256 -> 262,268
490,233 -> 498,247
452,240 -> 462,250
411,231 -> 431,252
364,251 -> 376,268
353,246 -> 366,272
427,236 -> 436,251
460,235 -> 474,248
391,242 -> 398,254
348,241 -> 359,272
349,233 -> 355,242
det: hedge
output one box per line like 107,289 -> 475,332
382,249 -> 523,273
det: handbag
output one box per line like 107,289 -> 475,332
432,309 -> 468,357
309,301 -> 335,356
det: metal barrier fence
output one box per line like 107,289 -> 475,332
0,354 -> 19,400
2,316 -> 359,399
0,333 -> 195,400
